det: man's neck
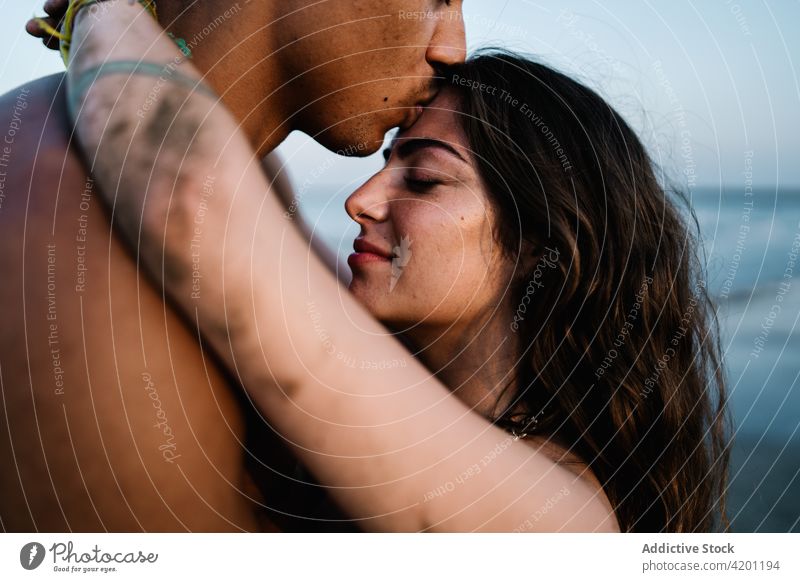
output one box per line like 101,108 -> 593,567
157,1 -> 291,156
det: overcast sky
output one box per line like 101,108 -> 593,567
2,0 -> 798,191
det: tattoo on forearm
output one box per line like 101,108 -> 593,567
68,59 -> 217,121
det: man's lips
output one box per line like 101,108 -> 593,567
348,238 -> 394,268
399,88 -> 437,130
400,104 -> 426,131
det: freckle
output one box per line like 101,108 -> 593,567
460,216 -> 464,221
383,97 -> 389,102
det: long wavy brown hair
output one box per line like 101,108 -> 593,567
446,50 -> 731,532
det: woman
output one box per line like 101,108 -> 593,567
65,1 -> 729,531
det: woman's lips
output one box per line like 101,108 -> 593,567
349,238 -> 393,269
347,251 -> 391,269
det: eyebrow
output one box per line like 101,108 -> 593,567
385,137 -> 467,164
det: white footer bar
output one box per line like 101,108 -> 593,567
1,533 -> 797,581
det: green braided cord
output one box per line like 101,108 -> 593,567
168,33 -> 193,58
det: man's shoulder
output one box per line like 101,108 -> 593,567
0,73 -> 90,230
0,72 -> 70,135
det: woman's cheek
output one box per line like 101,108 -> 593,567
396,197 -> 489,278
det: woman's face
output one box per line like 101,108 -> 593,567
345,89 -> 516,333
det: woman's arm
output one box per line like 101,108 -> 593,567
27,0 -> 346,283
67,1 -> 616,532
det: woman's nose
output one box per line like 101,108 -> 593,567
345,171 -> 391,225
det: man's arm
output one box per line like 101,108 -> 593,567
0,75 -> 271,532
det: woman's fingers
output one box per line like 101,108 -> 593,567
26,16 -> 58,37
44,0 -> 70,19
25,17 -> 63,50
44,34 -> 62,51
26,0 -> 69,49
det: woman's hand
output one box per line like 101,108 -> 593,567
26,0 -> 70,50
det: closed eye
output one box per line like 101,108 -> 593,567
404,176 -> 442,192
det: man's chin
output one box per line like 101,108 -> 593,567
337,139 -> 383,157
313,120 -> 392,157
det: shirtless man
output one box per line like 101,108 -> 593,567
0,0 -> 465,531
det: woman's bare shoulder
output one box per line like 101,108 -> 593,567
521,435 -> 621,532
